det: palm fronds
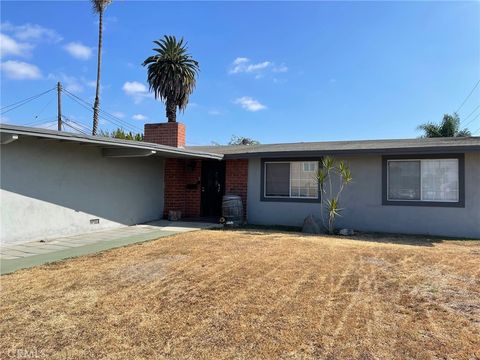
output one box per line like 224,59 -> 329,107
91,0 -> 112,13
143,36 -> 199,122
417,113 -> 471,138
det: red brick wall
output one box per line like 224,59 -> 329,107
163,158 -> 186,217
184,160 -> 202,218
164,158 -> 249,220
225,159 -> 249,220
163,158 -> 201,218
144,122 -> 186,148
145,122 -> 202,218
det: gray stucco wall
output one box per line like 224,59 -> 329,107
1,137 -> 165,245
247,153 -> 480,238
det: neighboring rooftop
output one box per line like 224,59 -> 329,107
0,124 -> 222,160
188,136 -> 480,158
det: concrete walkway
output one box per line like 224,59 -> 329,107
1,220 -> 221,275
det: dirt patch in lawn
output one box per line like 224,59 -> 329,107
1,230 -> 479,359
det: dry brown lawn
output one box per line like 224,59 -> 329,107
1,229 -> 479,359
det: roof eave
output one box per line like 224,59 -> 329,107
220,145 -> 480,159
0,125 -> 223,160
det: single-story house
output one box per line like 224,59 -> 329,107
1,122 -> 479,244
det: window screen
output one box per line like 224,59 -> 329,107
264,161 -> 319,199
387,159 -> 459,202
387,161 -> 421,200
265,162 -> 290,197
291,162 -> 318,198
421,159 -> 459,202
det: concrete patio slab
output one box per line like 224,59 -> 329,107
4,245 -> 62,255
47,240 -> 89,248
0,255 -> 21,260
17,243 -> 71,250
1,249 -> 37,258
1,220 -> 221,275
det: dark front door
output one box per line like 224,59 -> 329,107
201,161 -> 226,217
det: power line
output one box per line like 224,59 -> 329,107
456,79 -> 480,114
0,87 -> 55,111
61,117 -> 90,136
23,119 -> 58,128
461,104 -> 480,127
61,88 -> 143,133
1,84 -> 144,135
62,91 -> 133,133
1,87 -> 56,115
33,96 -> 55,122
62,121 -> 88,135
62,115 -> 92,133
23,117 -> 57,127
62,91 -> 142,133
464,112 -> 480,130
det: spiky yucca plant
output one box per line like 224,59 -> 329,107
316,156 -> 353,234
143,36 -> 199,123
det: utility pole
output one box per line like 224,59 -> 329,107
57,82 -> 62,131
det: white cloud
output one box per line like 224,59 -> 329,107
0,33 -> 33,57
132,114 -> 147,121
111,111 -> 125,119
63,75 -> 83,92
122,81 -> 150,103
229,57 -> 288,78
46,73 -> 99,94
208,109 -> 222,116
233,57 -> 249,65
246,61 -> 271,72
273,64 -> 288,73
123,81 -> 147,94
64,42 -> 93,60
1,60 -> 41,80
65,82 -> 83,93
230,57 -> 271,74
86,80 -> 97,88
234,97 -> 266,112
47,73 -> 96,93
1,22 -> 62,43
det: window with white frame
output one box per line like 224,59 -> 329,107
264,161 -> 319,199
387,159 -> 459,202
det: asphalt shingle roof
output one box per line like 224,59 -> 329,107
188,136 -> 480,158
3,123 -> 479,160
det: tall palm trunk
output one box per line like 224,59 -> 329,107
166,97 -> 177,123
92,8 -> 104,135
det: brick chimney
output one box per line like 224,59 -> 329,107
144,122 -> 186,148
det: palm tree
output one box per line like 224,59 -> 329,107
91,0 -> 112,136
143,36 -> 199,123
417,113 -> 471,138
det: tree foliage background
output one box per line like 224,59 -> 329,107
417,113 -> 471,138
100,128 -> 144,141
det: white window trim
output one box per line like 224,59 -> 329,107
386,158 -> 459,203
263,161 -> 319,200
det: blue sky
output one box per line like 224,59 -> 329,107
1,1 -> 479,145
